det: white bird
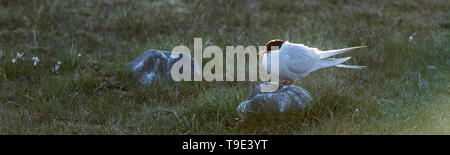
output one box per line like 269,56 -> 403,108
258,40 -> 366,85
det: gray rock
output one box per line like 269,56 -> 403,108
237,82 -> 313,114
128,50 -> 201,85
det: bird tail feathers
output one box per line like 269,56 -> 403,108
310,57 -> 351,72
335,64 -> 366,69
318,46 -> 366,59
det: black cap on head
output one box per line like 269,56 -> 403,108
266,39 -> 284,51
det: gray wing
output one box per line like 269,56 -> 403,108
281,42 -> 320,75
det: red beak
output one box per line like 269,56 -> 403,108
257,50 -> 268,55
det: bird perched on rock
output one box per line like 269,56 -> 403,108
258,39 -> 366,85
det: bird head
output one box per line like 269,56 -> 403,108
257,39 -> 285,55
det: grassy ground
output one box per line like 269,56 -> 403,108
0,0 -> 448,134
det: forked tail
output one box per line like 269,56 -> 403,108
318,46 -> 366,59
310,57 -> 350,71
335,64 -> 366,69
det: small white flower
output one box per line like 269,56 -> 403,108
77,53 -> 82,57
355,108 -> 359,112
426,65 -> 436,70
12,58 -> 17,63
16,52 -> 24,59
32,57 -> 40,66
409,36 -> 413,41
52,65 -> 60,72
52,61 -> 62,72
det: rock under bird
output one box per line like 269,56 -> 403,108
258,39 -> 366,85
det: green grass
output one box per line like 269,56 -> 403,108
0,0 -> 449,134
